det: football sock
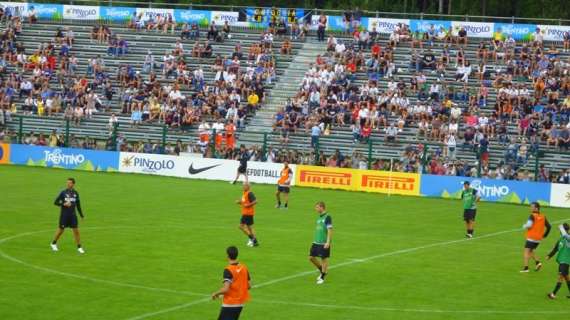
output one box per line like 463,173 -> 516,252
553,282 -> 562,294
284,203 -> 288,208
566,280 -> 570,292
77,244 -> 82,248
248,235 -> 254,240
467,229 -> 473,235
320,272 -> 327,280
535,261 -> 541,265
522,266 -> 529,270
52,240 -> 57,244
277,201 -> 281,206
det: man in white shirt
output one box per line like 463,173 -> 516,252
385,123 -> 398,142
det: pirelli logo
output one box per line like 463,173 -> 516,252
299,170 -> 352,186
361,175 -> 416,191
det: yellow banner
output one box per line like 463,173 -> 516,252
295,165 -> 357,191
0,143 -> 10,164
295,165 -> 420,196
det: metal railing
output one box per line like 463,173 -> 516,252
3,115 -> 560,181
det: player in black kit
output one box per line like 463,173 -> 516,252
50,178 -> 85,254
232,145 -> 250,184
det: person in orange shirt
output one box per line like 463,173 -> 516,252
236,183 -> 258,247
225,120 -> 236,151
275,161 -> 292,209
212,246 -> 251,320
521,202 -> 551,273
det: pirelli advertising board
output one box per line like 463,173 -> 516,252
295,165 -> 421,196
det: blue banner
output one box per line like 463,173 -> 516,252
174,9 -> 210,25
494,23 -> 537,41
409,19 -> 452,33
30,3 -> 63,19
100,6 -> 135,21
420,175 -> 551,206
10,145 -> 119,172
327,15 -> 346,32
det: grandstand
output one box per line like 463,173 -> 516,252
0,5 -> 569,180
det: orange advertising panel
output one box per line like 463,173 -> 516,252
295,165 -> 421,196
296,166 -> 356,191
0,143 -> 10,164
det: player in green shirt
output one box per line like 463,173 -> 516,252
546,223 -> 570,299
309,201 -> 333,285
460,181 -> 480,238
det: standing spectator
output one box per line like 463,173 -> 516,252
479,134 -> 489,168
445,133 -> 457,160
311,123 -> 321,148
317,14 -> 327,42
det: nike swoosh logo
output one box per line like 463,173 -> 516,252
188,163 -> 220,175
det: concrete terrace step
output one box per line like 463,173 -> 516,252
244,41 -> 327,133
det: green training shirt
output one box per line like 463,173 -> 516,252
461,187 -> 478,210
314,213 -> 332,245
554,236 -> 570,265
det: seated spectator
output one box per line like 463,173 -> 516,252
207,22 -> 219,41
280,39 -> 292,55
202,41 -> 213,58
222,21 -> 231,40
385,123 -> 398,142
180,23 -> 190,40
422,50 -> 436,70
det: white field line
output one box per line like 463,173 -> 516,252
122,218 -> 569,319
3,220 -> 568,319
0,227 -> 208,298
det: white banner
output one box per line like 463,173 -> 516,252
63,5 -> 100,20
119,152 -> 295,185
210,11 -> 238,25
451,21 -> 494,38
538,24 -> 570,41
368,18 -> 410,34
550,183 -> 570,208
310,15 -> 323,31
135,7 -> 174,22
0,2 -> 27,16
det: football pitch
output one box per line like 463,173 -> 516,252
0,165 -> 569,320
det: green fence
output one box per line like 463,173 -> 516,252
3,115 -> 560,181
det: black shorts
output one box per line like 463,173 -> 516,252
238,165 -> 247,174
524,240 -> 540,250
310,243 -> 330,259
277,185 -> 290,193
463,209 -> 476,222
59,213 -> 78,229
240,215 -> 254,226
218,306 -> 243,320
559,263 -> 569,276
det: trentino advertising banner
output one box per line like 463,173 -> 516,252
420,175 -> 551,206
9,144 -> 119,171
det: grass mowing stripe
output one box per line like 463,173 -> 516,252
122,218 -> 569,319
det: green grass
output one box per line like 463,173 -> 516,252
0,165 -> 569,320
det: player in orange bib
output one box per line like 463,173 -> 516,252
212,246 -> 251,320
521,202 -> 551,273
225,120 -> 236,151
275,161 -> 293,209
236,183 -> 258,247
